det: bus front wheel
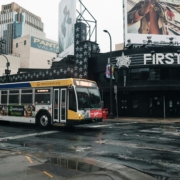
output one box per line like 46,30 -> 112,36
38,112 -> 51,129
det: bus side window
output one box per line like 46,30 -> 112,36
69,89 -> 76,111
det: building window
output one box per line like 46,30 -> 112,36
161,68 -> 170,80
16,43 -> 18,48
149,68 -> 160,80
133,100 -> 138,109
24,40 -> 26,45
171,67 -> 180,80
130,69 -> 139,81
121,100 -> 127,109
139,68 -> 149,80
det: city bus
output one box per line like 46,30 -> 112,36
0,78 -> 102,128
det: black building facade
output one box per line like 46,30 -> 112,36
92,46 -> 180,118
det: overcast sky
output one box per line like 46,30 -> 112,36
0,0 -> 124,53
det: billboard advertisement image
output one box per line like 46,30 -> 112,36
124,0 -> 180,46
58,0 -> 76,57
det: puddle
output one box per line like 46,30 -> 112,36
50,157 -> 103,173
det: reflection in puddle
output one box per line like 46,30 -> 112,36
68,145 -> 92,152
50,157 -> 103,173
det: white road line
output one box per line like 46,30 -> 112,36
95,140 -> 180,154
0,131 -> 59,141
89,125 -> 111,128
87,122 -> 137,128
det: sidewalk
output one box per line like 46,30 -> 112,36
0,150 -> 155,180
38,153 -> 156,180
104,117 -> 180,124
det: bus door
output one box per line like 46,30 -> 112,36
60,89 -> 67,123
53,89 -> 59,123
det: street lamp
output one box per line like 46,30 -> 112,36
103,30 -> 114,119
0,39 -> 10,82
0,54 -> 11,82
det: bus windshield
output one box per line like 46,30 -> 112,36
76,87 -> 101,110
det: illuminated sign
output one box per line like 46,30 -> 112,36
31,36 -> 58,53
37,89 -> 50,93
144,53 -> 180,65
75,81 -> 96,87
30,79 -> 73,88
124,0 -> 180,46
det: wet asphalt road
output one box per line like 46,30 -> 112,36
0,120 -> 180,180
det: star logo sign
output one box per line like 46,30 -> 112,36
116,52 -> 131,69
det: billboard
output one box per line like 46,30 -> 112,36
58,0 -> 76,57
124,0 -> 180,46
31,36 -> 58,53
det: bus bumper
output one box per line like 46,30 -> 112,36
67,118 -> 102,126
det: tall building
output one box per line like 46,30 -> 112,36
0,2 -> 45,54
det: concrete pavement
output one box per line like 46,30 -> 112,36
3,117 -> 176,180
0,149 -> 155,180
33,152 -> 156,180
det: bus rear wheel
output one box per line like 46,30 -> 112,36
38,112 -> 51,129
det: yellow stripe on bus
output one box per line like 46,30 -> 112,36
68,110 -> 84,120
30,79 -> 74,87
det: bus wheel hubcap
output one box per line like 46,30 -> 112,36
40,115 -> 48,126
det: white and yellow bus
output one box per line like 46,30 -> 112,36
0,78 -> 102,128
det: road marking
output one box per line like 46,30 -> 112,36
117,154 -> 180,169
0,131 -> 59,141
43,171 -> 53,178
95,140 -> 180,153
26,156 -> 33,164
89,122 -> 137,128
89,124 -> 111,128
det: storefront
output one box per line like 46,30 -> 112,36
92,46 -> 180,117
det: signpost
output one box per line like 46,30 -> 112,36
114,85 -> 118,118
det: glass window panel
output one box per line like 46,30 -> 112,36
9,95 -> 19,104
139,68 -> 149,80
171,67 -> 180,80
161,68 -> 170,80
130,69 -> 139,80
1,90 -> 7,94
133,100 -> 138,109
35,94 -> 50,104
149,68 -> 160,80
9,90 -> 19,93
1,95 -> 7,104
61,90 -> 66,120
22,89 -> 32,93
54,90 -> 58,119
21,94 -> 32,104
69,89 -> 77,111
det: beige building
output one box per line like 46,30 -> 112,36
0,2 -> 45,54
0,54 -> 20,76
13,35 -> 58,69
115,43 -> 124,51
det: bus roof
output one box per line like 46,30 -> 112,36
0,78 -> 97,89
